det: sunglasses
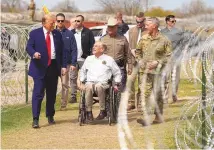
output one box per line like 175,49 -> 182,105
75,20 -> 81,23
169,20 -> 176,23
136,20 -> 144,24
57,20 -> 64,23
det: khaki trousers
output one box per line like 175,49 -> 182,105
61,65 -> 70,107
85,82 -> 109,111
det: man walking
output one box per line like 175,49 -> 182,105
100,17 -> 132,92
127,12 -> 146,111
55,13 -> 77,110
115,12 -> 129,35
136,17 -> 172,126
161,15 -> 183,103
26,14 -> 67,128
70,15 -> 95,103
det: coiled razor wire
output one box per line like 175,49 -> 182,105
117,18 -> 214,149
1,23 -> 62,109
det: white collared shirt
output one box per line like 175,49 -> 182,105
74,29 -> 85,61
43,27 -> 56,59
137,28 -> 142,43
80,54 -> 122,84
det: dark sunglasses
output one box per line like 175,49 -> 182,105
75,20 -> 81,23
57,20 -> 64,23
136,20 -> 144,24
169,20 -> 176,23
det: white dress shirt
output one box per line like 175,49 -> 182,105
74,29 -> 85,61
43,27 -> 56,59
80,54 -> 122,84
137,28 -> 142,43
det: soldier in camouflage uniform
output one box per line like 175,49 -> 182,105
100,17 -> 132,91
135,17 -> 172,126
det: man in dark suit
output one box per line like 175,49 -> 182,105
26,14 -> 67,128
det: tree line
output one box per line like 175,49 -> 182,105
1,0 -> 214,18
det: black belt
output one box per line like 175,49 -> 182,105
115,59 -> 125,67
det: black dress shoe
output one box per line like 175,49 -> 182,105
127,104 -> 136,111
96,110 -> 107,120
152,115 -> 164,124
32,119 -> 39,128
86,111 -> 94,122
48,116 -> 56,125
172,95 -> 178,103
136,118 -> 150,126
69,97 -> 77,103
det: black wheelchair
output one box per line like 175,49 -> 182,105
78,82 -> 121,126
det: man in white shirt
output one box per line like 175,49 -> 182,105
70,15 -> 95,103
80,41 -> 122,121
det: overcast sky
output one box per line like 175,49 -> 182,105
31,0 -> 214,11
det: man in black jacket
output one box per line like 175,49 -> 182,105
70,14 -> 95,103
115,12 -> 129,36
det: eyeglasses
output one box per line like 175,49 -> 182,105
57,20 -> 64,23
169,20 -> 176,23
75,20 -> 81,23
136,20 -> 144,24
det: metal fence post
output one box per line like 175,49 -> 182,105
201,52 -> 206,148
25,28 -> 29,104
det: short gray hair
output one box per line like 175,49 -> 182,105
146,17 -> 160,27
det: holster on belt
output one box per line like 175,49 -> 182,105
115,59 -> 125,67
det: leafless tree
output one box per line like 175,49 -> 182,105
96,0 -> 153,15
51,0 -> 79,12
1,0 -> 28,12
142,0 -> 153,12
188,0 -> 206,15
175,0 -> 214,17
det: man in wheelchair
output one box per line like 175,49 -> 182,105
79,41 -> 122,121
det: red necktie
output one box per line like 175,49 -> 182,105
46,31 -> 51,66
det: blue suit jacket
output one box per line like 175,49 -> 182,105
26,27 -> 67,79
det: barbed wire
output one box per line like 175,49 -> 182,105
1,23 -> 62,108
117,22 -> 214,149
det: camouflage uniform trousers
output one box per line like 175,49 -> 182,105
29,10 -> 35,21
137,73 -> 163,116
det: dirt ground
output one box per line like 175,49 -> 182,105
1,98 -> 191,149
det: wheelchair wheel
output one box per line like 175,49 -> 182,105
108,86 -> 114,125
79,110 -> 86,126
108,87 -> 119,125
78,91 -> 86,126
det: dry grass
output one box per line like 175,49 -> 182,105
1,97 -> 192,149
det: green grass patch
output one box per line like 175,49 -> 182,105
1,104 -> 32,132
178,79 -> 201,97
1,91 -> 80,132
